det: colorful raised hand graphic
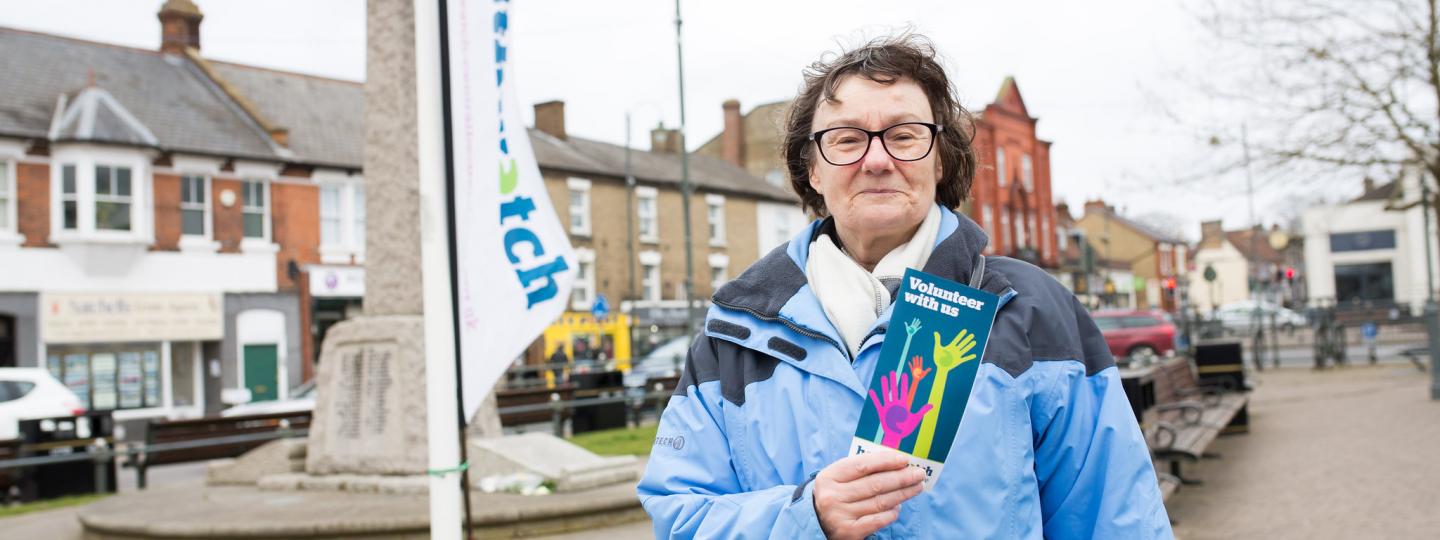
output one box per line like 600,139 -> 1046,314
872,319 -> 924,442
867,370 -> 933,448
911,329 -> 979,459
864,319 -> 921,446
906,356 -> 930,407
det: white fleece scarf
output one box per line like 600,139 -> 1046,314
806,205 -> 942,358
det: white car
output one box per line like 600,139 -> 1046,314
0,368 -> 87,441
1215,300 -> 1308,334
220,381 -> 316,417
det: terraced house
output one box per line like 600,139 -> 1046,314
0,2 -> 365,427
0,1 -> 798,426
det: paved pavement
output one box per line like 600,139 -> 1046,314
1169,363 -> 1440,539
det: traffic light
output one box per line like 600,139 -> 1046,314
1164,277 -> 1177,290
1284,267 -> 1296,281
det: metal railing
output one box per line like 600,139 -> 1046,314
501,387 -> 673,437
0,388 -> 675,496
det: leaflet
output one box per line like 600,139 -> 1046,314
850,267 -> 1000,490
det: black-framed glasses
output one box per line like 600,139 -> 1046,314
810,122 -> 944,166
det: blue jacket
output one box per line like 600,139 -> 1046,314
638,207 -> 1173,539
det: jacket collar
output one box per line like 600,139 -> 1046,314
712,205 -> 1010,320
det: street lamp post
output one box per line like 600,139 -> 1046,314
673,0 -> 698,336
1240,124 -> 1266,371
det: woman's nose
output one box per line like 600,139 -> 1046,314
860,135 -> 894,173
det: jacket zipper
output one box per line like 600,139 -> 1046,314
711,298 -> 852,363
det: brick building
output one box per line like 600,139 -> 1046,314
695,77 -> 1060,268
1075,199 -> 1189,311
0,1 -> 364,423
0,1 -> 800,406
530,101 -> 797,360
969,78 -> 1058,268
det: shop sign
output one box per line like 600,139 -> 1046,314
42,292 -> 223,344
309,266 -> 366,298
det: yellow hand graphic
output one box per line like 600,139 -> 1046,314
932,330 -> 977,372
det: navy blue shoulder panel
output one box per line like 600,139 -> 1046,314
711,242 -> 806,319
983,257 -> 1116,377
672,334 -> 781,407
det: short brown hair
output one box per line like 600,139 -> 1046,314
782,34 -> 976,217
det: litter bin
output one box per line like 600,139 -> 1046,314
570,370 -> 627,434
16,412 -> 116,501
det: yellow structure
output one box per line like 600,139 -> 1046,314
542,312 -> 633,370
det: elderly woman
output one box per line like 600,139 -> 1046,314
638,35 -> 1171,539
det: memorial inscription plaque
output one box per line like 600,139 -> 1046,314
306,316 -> 427,475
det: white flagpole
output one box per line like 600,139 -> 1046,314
415,0 -> 464,538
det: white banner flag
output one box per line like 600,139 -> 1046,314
446,0 -> 575,420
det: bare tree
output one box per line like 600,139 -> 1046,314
1193,0 -> 1437,188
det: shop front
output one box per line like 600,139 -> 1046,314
307,264 -> 364,367
541,312 -> 633,371
39,292 -> 223,421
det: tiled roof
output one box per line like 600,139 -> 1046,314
0,27 -> 278,160
1353,180 -> 1397,202
208,61 -> 364,168
1224,229 -> 1285,264
532,130 -> 797,203
50,87 -> 159,146
1,26 -> 797,201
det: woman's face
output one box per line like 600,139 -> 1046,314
809,75 -> 940,240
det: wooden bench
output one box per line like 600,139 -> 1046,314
1144,356 -> 1249,488
1157,471 -> 1181,502
133,410 -> 310,489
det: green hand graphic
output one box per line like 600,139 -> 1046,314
932,329 -> 978,372
912,329 -> 980,459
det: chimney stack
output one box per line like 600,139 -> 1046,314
1083,199 -> 1109,216
534,100 -> 566,140
721,99 -> 745,167
651,125 -> 681,154
158,0 -> 203,55
1200,220 -> 1223,242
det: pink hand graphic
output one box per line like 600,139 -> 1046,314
868,370 -> 934,448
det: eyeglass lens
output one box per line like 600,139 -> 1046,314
817,123 -> 935,165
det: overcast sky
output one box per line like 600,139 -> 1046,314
2,0 -> 1327,240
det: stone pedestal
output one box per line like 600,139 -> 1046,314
306,315 -> 429,475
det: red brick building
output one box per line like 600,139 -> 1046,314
0,1 -> 364,423
968,77 -> 1058,268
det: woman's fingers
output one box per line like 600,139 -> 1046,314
838,464 -> 926,503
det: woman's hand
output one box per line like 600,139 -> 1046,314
813,452 -> 926,540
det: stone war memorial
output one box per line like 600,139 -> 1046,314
76,0 -> 645,537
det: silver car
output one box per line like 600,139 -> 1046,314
1215,300 -> 1308,335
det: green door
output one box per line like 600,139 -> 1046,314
243,344 -> 279,402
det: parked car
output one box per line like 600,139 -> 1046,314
1214,300 -> 1308,335
1091,310 -> 1177,363
220,380 -> 316,417
623,337 -> 691,389
0,368 -> 86,441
